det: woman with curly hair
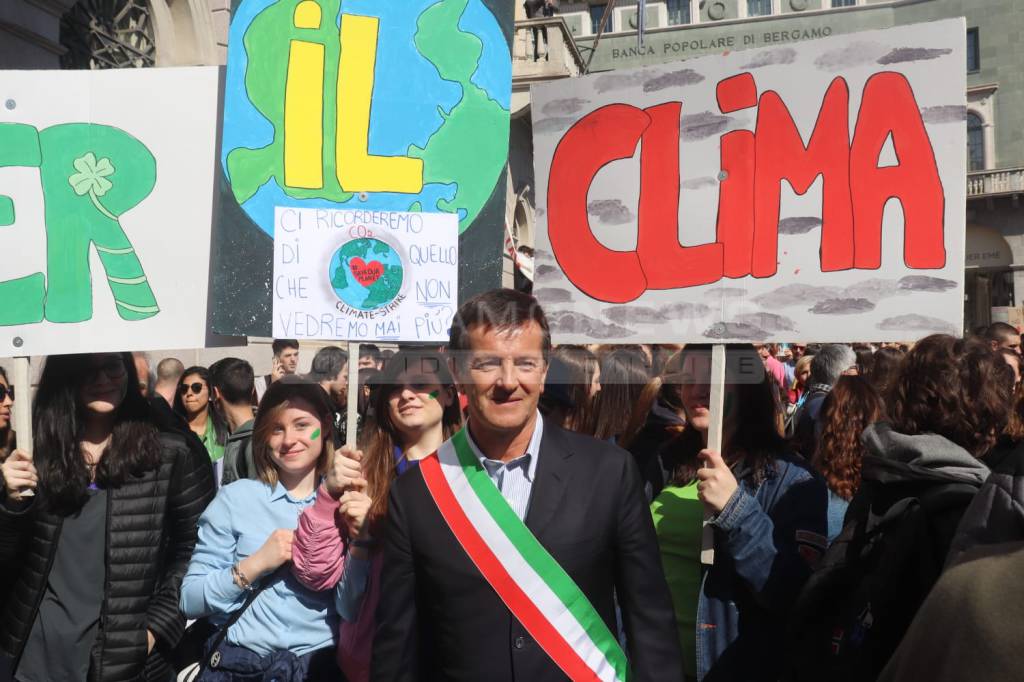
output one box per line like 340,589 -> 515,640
812,335 -> 1011,677
813,376 -> 884,542
867,346 -> 905,410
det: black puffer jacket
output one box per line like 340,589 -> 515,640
0,431 -> 215,681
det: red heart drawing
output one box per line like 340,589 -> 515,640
350,257 -> 384,287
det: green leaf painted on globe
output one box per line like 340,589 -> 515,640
407,0 -> 508,234
331,262 -> 349,291
225,0 -> 353,206
372,240 -> 391,255
364,263 -> 403,309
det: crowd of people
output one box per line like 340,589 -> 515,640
1,293 -> 1023,682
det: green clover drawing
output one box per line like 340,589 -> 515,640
69,152 -> 115,198
69,152 -> 119,221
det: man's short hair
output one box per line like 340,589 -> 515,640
309,346 -> 349,382
985,322 -> 1019,343
211,358 -> 255,405
156,357 -> 185,383
809,344 -> 857,387
448,289 -> 551,367
272,339 -> 299,356
359,344 -> 382,364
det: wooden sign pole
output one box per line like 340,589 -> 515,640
346,342 -> 360,448
701,344 -> 726,565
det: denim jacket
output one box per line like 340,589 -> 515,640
697,453 -> 827,681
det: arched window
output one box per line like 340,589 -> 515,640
968,112 -> 985,172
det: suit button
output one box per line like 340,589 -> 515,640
514,636 -> 525,649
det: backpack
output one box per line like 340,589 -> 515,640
787,458 -> 981,682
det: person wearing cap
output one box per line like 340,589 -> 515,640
180,376 -> 342,681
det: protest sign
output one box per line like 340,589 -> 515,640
212,0 -> 513,337
0,67 -> 219,358
532,19 -> 966,343
273,208 -> 458,342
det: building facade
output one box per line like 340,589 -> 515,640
0,0 -> 227,70
509,0 -> 1022,332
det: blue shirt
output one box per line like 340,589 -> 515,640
180,479 -> 338,656
464,412 -> 544,521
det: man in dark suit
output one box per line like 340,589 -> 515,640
372,289 -> 683,681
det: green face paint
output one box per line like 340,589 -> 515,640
311,428 -> 321,440
428,390 -> 440,400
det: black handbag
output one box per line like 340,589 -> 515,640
173,568 -> 282,680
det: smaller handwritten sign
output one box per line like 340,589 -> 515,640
272,208 -> 458,342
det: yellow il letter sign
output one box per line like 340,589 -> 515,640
284,1 -> 325,189
336,14 -> 424,194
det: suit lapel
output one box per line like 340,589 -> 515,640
525,421 -> 573,542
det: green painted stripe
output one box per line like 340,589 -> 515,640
450,430 -> 630,680
95,245 -> 136,255
115,300 -> 160,314
107,274 -> 149,285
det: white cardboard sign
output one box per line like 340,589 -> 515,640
0,67 -> 219,357
272,208 -> 458,342
531,19 -> 966,343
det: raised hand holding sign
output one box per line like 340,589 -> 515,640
696,449 -> 739,515
1,448 -> 37,501
325,444 -> 365,499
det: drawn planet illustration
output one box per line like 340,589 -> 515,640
223,0 -> 511,237
329,237 -> 404,310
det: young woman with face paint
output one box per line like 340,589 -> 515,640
649,344 -> 828,682
291,349 -> 462,682
180,376 -> 342,681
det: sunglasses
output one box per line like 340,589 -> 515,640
0,385 -> 13,402
179,382 -> 207,396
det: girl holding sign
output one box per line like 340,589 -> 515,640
291,349 -> 462,682
650,344 -> 827,682
0,352 -> 215,682
180,376 -> 341,681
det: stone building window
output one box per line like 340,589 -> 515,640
590,3 -> 607,33
967,28 -> 980,73
667,0 -> 691,25
967,112 -> 985,172
747,0 -> 773,17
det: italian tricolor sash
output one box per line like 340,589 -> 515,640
419,429 -> 630,682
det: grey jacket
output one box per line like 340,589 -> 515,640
221,419 -> 255,485
946,439 -> 1024,567
861,423 -> 991,487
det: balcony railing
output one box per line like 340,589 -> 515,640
968,167 -> 1024,198
513,17 -> 586,82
